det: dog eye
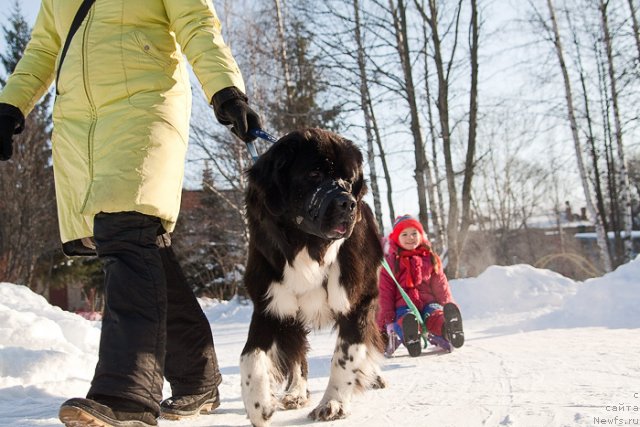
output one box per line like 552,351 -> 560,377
308,170 -> 323,181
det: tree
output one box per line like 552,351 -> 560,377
597,0 -> 634,262
413,0 -> 480,277
539,0 -> 612,271
627,0 -> 640,64
0,2 -> 58,287
178,119 -> 251,298
354,0 -> 386,230
386,0 -> 431,233
265,3 -> 343,132
289,0 -> 398,229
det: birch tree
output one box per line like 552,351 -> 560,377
385,0 -> 431,233
353,0 -> 385,229
542,0 -> 612,271
598,0 -> 634,261
413,0 -> 479,277
627,0 -> 640,63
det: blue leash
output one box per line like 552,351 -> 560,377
246,128 -> 279,162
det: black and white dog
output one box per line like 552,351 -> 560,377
240,128 -> 385,426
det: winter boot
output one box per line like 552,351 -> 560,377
160,388 -> 220,420
401,313 -> 422,357
443,303 -> 464,348
383,323 -> 402,358
59,397 -> 157,427
427,333 -> 452,352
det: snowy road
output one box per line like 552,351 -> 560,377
180,319 -> 639,427
1,259 -> 639,426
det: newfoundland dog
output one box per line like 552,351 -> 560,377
240,128 -> 385,426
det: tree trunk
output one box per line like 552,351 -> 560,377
627,0 -> 640,63
422,23 -> 446,252
598,0 -> 634,262
274,0 -> 294,124
546,0 -> 612,272
367,96 -> 396,226
595,42 -> 624,265
353,0 -> 384,232
415,0 -> 464,276
567,9 -> 612,261
459,0 -> 479,260
388,0 -> 430,232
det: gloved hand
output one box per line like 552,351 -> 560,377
0,115 -> 17,161
0,104 -> 25,161
212,86 -> 262,143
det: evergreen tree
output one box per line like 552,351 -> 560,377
0,1 -> 59,290
267,16 -> 343,133
0,2 -> 30,84
172,164 -> 247,300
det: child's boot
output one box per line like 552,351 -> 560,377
401,313 -> 422,357
443,303 -> 464,348
383,324 -> 401,358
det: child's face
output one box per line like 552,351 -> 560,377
398,227 -> 421,250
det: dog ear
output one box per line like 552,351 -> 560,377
343,138 -> 367,221
354,171 -> 367,222
247,140 -> 293,217
353,168 -> 367,201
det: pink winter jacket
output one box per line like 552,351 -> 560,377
376,240 -> 453,331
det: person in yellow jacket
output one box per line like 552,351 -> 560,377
0,1 -> 261,426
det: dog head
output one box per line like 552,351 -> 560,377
247,128 -> 366,240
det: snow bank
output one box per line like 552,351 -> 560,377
0,283 -> 100,353
0,283 -> 100,390
451,257 -> 640,329
452,264 -> 577,319
199,295 -> 253,324
536,255 -> 640,328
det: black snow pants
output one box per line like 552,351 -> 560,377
86,211 -> 221,416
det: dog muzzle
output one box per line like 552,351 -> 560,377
295,180 -> 352,239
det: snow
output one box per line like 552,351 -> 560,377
1,258 -> 640,427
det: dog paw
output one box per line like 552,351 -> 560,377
281,393 -> 309,410
247,401 -> 276,427
308,400 -> 348,421
371,375 -> 387,389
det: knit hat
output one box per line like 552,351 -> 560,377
389,214 -> 425,246
388,214 -> 442,273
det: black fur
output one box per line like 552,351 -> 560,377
240,129 -> 385,426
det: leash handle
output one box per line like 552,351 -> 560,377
250,128 -> 279,144
244,141 -> 260,162
244,128 -> 279,163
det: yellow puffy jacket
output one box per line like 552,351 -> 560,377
0,0 -> 245,246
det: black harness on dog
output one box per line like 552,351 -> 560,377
296,180 -> 348,237
307,181 -> 344,223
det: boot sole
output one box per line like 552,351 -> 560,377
401,313 -> 422,357
444,303 -> 465,348
160,399 -> 220,420
59,406 -> 110,427
59,403 -> 156,427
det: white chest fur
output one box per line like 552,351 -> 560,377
265,240 -> 351,328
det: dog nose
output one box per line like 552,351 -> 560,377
337,193 -> 356,212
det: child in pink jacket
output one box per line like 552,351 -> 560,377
377,215 -> 464,357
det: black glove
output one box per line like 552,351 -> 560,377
0,103 -> 25,161
212,87 -> 262,143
